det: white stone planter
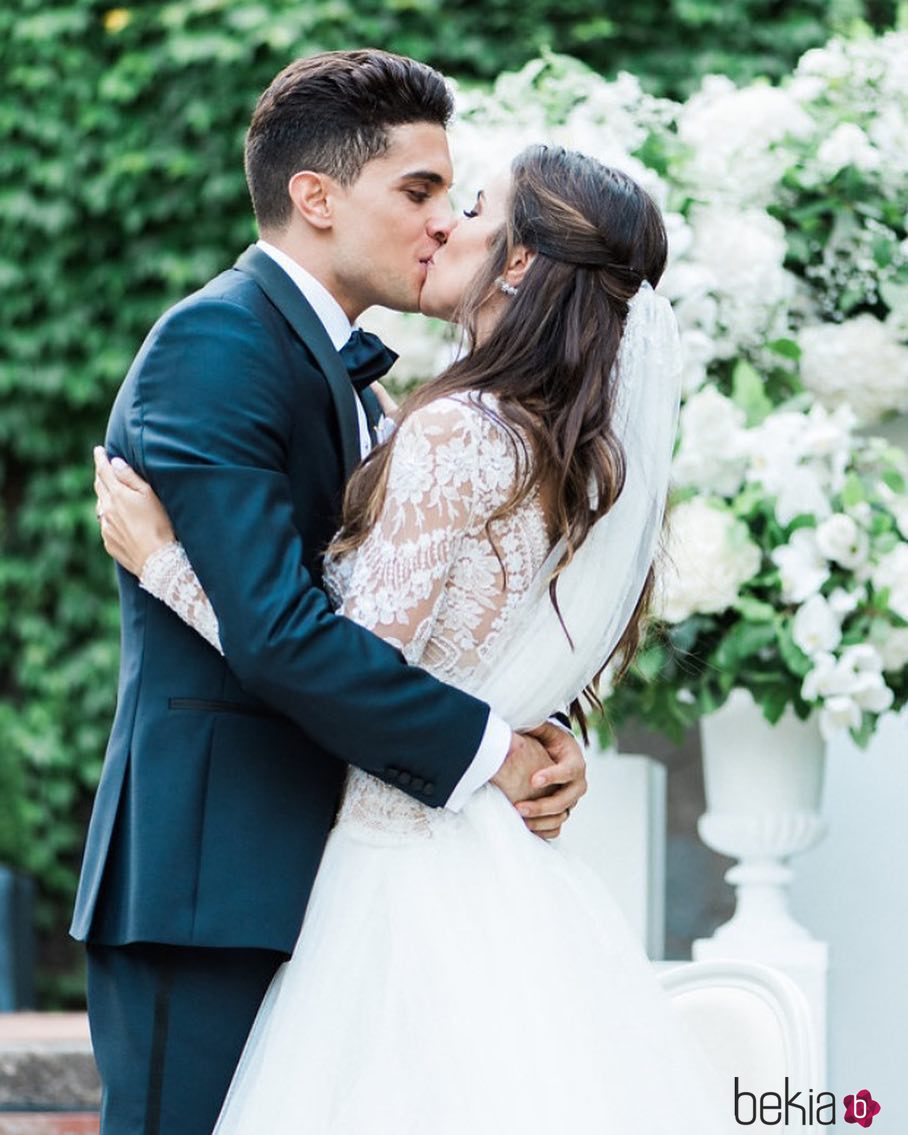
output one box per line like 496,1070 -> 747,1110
697,688 -> 826,949
694,688 -> 830,1080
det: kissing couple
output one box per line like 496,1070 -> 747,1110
74,48 -> 729,1135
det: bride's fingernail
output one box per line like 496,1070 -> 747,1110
111,457 -> 127,469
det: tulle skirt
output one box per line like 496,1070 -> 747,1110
214,783 -> 732,1134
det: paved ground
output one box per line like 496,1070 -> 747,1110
0,1117 -> 99,1135
0,1014 -> 99,1134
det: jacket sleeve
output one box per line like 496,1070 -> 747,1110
128,295 -> 495,806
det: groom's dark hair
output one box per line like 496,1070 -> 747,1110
245,50 -> 455,229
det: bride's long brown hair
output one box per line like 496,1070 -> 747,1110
332,145 -> 668,734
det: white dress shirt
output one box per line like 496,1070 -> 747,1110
256,240 -> 512,809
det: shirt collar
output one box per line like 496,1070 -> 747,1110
256,239 -> 352,351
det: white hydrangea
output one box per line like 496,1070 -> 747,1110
677,78 -> 813,206
678,329 -> 716,396
673,388 -> 748,495
681,206 -> 796,358
742,410 -> 836,522
793,32 -> 908,192
656,499 -> 762,623
799,316 -> 908,424
815,122 -> 880,178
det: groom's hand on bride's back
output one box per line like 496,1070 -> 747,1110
491,724 -> 587,840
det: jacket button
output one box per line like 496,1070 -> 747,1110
387,768 -> 399,781
411,776 -> 424,791
397,771 -> 412,787
424,782 -> 435,796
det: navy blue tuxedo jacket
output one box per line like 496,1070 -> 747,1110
71,246 -> 492,952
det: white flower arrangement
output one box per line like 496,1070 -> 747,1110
616,390 -> 908,744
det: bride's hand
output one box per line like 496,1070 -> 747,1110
369,380 -> 399,417
93,447 -> 175,577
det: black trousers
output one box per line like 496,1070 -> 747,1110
86,942 -> 287,1135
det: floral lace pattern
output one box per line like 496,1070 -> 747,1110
141,541 -> 223,653
140,394 -> 551,842
326,394 -> 550,841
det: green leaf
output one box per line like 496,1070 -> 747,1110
734,596 -> 776,623
842,472 -> 867,508
731,359 -> 773,426
775,620 -> 813,678
766,338 -> 802,361
713,621 -> 777,672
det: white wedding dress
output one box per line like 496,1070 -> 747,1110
142,390 -> 731,1134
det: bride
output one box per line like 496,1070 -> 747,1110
93,144 -> 730,1133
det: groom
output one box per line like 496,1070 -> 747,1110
73,49 -> 587,1135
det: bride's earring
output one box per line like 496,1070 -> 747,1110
495,277 -> 519,297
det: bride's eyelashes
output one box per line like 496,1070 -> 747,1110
462,209 -> 478,218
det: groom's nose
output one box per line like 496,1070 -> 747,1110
427,206 -> 458,246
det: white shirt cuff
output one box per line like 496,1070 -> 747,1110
548,712 -> 574,735
444,711 -> 511,812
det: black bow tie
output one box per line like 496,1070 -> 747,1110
339,328 -> 399,392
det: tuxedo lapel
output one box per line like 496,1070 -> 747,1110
233,245 -> 361,478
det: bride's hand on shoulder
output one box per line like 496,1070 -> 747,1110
93,447 -> 175,577
369,380 -> 399,418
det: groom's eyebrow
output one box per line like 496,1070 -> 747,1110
397,170 -> 449,186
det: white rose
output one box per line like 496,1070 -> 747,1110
819,695 -> 862,741
872,544 -> 908,621
803,645 -> 893,731
801,651 -> 838,701
774,467 -> 832,527
815,514 -> 869,569
656,499 -> 762,623
772,529 -> 830,603
848,673 -> 895,714
792,594 -> 842,657
827,586 -> 866,619
878,627 -> 908,673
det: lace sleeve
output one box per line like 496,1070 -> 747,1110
140,541 -> 223,654
338,396 -> 510,664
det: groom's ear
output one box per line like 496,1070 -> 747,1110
502,244 -> 536,290
288,171 -> 335,231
